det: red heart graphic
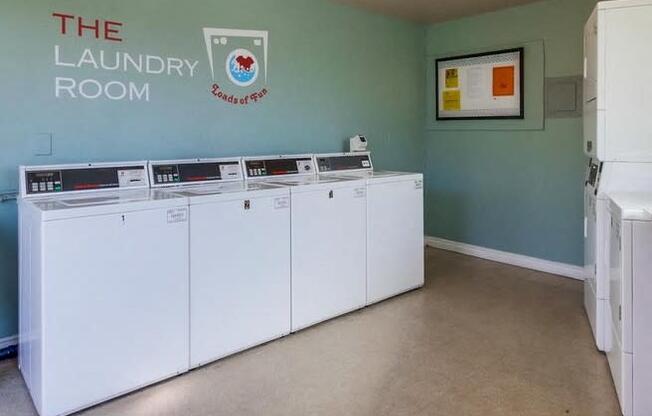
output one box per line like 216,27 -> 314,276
236,55 -> 254,71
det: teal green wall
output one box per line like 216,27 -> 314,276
0,0 -> 425,339
424,0 -> 596,265
0,0 -> 599,341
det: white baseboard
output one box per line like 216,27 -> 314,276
0,335 -> 18,350
425,236 -> 586,280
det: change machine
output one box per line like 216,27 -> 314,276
582,0 -> 652,352
18,162 -> 190,416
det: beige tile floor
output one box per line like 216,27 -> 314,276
0,248 -> 620,416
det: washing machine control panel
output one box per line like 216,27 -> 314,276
150,160 -> 242,186
316,153 -> 373,173
244,157 -> 314,178
23,164 -> 148,196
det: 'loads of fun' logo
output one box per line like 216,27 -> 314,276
203,28 -> 269,105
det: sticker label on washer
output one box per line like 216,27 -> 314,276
296,160 -> 314,173
274,196 -> 290,209
219,164 -> 242,180
118,169 -> 147,188
354,187 -> 366,198
362,160 -> 371,168
167,208 -> 188,223
414,180 -> 423,189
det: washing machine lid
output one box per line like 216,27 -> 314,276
28,189 -> 188,220
149,158 -> 243,188
265,175 -> 366,193
169,180 -> 288,203
58,191 -> 153,207
266,175 -> 339,185
608,192 -> 652,221
334,170 -> 423,184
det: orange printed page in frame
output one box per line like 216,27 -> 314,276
492,66 -> 515,97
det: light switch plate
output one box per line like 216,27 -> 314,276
32,133 -> 53,156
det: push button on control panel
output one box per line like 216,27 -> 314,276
247,166 -> 267,177
152,165 -> 181,184
26,171 -> 63,195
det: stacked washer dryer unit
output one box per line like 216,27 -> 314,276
583,1 -> 652,415
148,158 -> 292,368
315,152 -> 424,305
582,0 -> 652,354
243,155 -> 367,332
18,162 -> 190,416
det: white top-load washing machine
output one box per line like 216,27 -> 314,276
606,192 -> 652,416
243,154 -> 367,332
148,158 -> 291,368
18,162 -> 190,416
582,0 -> 652,352
314,152 -> 424,305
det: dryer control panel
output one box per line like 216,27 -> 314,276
585,158 -> 603,196
149,159 -> 242,186
20,163 -> 149,197
244,156 -> 315,179
315,153 -> 373,174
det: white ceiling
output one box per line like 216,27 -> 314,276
331,0 -> 544,23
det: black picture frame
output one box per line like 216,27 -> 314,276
435,47 -> 525,121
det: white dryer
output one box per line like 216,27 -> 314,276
18,162 -> 190,416
583,0 -> 652,162
243,155 -> 367,332
583,161 -> 652,351
315,152 -> 424,305
149,158 -> 291,368
606,192 -> 652,416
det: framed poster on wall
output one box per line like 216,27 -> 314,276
435,47 -> 524,120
